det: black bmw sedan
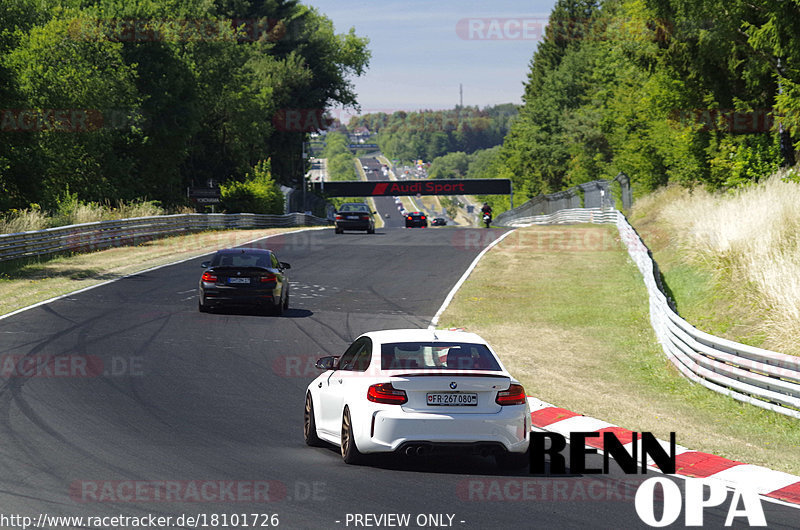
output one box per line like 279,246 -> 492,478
405,212 -> 428,228
334,202 -> 376,234
198,248 -> 290,315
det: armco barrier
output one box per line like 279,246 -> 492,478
0,212 -> 330,262
498,207 -> 800,419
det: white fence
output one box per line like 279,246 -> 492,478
0,212 -> 330,262
503,207 -> 800,419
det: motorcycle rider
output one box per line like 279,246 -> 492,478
480,202 -> 493,227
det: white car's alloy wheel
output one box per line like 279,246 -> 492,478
341,407 -> 363,464
304,393 -> 323,447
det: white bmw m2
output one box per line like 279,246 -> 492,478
304,329 -> 530,468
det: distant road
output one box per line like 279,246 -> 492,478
359,156 -> 405,228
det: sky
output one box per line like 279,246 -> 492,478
303,0 -> 558,118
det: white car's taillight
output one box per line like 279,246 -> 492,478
496,384 -> 526,406
367,383 -> 407,405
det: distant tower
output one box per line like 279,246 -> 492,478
459,84 -> 463,107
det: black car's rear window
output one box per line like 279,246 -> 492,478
381,342 -> 502,371
339,204 -> 370,213
211,252 -> 270,268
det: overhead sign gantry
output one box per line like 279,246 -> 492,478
311,178 -> 512,197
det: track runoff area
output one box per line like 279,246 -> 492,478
0,188 -> 797,528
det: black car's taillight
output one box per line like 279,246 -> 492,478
259,273 -> 277,283
201,272 -> 217,282
496,384 -> 526,406
367,383 -> 407,405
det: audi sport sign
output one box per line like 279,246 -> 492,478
313,179 -> 512,197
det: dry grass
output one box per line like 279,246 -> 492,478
0,227 -> 310,316
1,200 -> 169,234
0,207 -> 50,233
656,174 -> 800,354
57,200 -> 166,226
438,225 -> 800,474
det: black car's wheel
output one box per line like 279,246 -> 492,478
341,407 -> 364,464
198,297 -> 209,313
304,393 -> 324,447
367,226 -> 375,234
283,288 -> 289,310
335,226 -> 343,234
272,294 -> 285,316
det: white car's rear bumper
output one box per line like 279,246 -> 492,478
356,405 -> 530,454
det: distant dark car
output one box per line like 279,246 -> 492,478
432,217 -> 447,226
405,212 -> 428,228
199,248 -> 290,315
335,202 -> 376,234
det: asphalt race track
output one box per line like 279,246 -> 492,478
0,226 -> 797,529
359,156 -> 406,229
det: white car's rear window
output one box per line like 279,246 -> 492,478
381,342 -> 501,371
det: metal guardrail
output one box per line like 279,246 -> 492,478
0,212 -> 330,262
498,207 -> 800,419
494,173 -> 631,226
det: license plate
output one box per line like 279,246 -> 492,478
227,277 -> 250,284
347,215 -> 360,220
426,393 -> 478,406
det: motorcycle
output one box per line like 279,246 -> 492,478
482,212 -> 492,228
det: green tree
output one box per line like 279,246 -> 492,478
220,159 -> 284,214
428,151 -> 470,179
7,8 -> 142,206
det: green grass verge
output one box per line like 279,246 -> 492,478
438,225 -> 800,475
